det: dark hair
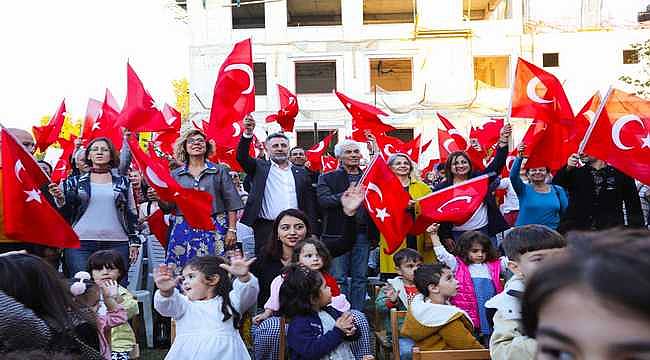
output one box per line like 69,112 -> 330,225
184,256 -> 241,329
279,264 -> 323,319
289,147 -> 305,156
503,225 -> 566,261
393,248 -> 423,268
37,160 -> 53,175
264,208 -> 312,260
265,132 -> 290,145
456,231 -> 499,264
87,250 -> 128,282
0,254 -> 79,331
414,263 -> 450,298
444,151 -> 472,183
292,238 -> 332,271
85,137 -> 119,168
521,229 -> 650,337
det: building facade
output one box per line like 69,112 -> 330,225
184,0 -> 650,165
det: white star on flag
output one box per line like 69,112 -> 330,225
375,208 -> 390,222
92,122 -> 101,131
151,99 -> 163,111
641,134 -> 650,149
24,189 -> 42,204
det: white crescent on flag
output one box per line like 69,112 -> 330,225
224,64 -> 254,95
383,144 -> 396,156
611,114 -> 645,151
526,77 -> 553,104
146,167 -> 169,188
443,139 -> 455,154
14,160 -> 25,183
437,195 -> 473,213
232,122 -> 242,137
308,141 -> 325,153
365,182 -> 383,213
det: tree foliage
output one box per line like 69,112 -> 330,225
619,39 -> 650,99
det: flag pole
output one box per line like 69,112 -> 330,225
505,58 -> 518,151
577,86 -> 613,155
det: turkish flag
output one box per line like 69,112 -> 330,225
321,155 -> 339,173
127,136 -> 215,230
436,113 -> 486,169
151,104 -> 182,156
81,98 -> 103,144
51,135 -> 78,183
335,91 -> 396,142
374,133 -> 427,163
361,156 -> 413,255
564,92 -> 600,159
581,88 -> 650,185
91,89 -> 124,150
33,99 -> 66,153
207,38 -> 255,141
470,118 -> 504,149
116,63 -> 169,132
266,85 -> 298,132
1,129 -> 80,248
510,58 -> 573,122
410,174 -> 490,234
306,131 -> 337,172
420,158 -> 440,179
147,208 -> 169,249
500,149 -> 519,178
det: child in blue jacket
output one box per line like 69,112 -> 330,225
279,264 -> 368,360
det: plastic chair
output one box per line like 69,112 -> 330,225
127,246 -> 154,348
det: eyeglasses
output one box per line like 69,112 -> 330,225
187,138 -> 206,145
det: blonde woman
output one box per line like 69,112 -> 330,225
152,129 -> 243,268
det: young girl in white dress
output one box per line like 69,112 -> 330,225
153,255 -> 259,360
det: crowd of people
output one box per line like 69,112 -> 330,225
0,113 -> 649,360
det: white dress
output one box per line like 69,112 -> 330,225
154,275 -> 259,360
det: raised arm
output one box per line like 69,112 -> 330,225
236,115 -> 258,176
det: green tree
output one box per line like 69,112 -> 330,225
619,39 -> 650,98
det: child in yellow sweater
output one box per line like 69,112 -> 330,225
89,250 -> 140,359
401,264 -> 483,351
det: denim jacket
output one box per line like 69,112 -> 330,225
162,161 -> 243,216
58,172 -> 140,246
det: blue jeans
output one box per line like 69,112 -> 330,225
399,337 -> 415,360
64,241 -> 130,281
331,233 -> 369,311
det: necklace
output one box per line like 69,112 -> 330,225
90,168 -> 111,174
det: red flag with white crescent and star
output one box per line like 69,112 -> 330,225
581,88 -> 650,185
410,174 -> 490,235
1,129 -> 80,248
470,118 -> 503,150
321,155 -> 339,173
207,38 -> 255,144
266,84 -> 298,132
306,131 -> 337,172
91,89 -> 124,150
51,135 -> 77,183
33,99 -> 66,153
116,63 -> 170,133
81,98 -> 103,144
360,155 -> 413,255
127,136 -> 215,230
335,91 -> 396,142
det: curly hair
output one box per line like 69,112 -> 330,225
183,256 -> 241,329
292,238 -> 332,272
279,264 -> 323,319
173,129 -> 215,164
85,137 -> 119,169
456,231 -> 499,265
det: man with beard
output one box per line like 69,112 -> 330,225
237,115 -> 317,254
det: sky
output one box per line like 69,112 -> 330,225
0,0 -> 189,130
